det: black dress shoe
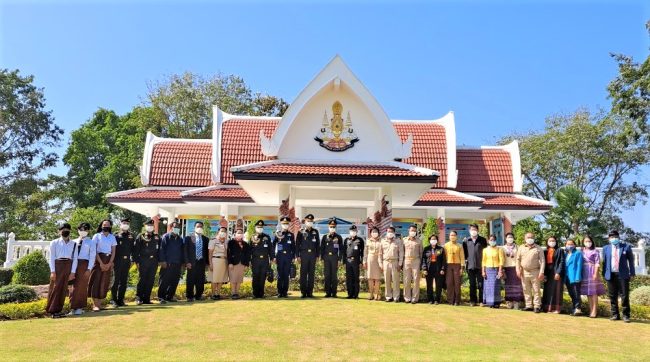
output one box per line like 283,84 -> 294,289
158,298 -> 167,304
325,294 -> 331,298
523,307 -> 534,311
610,315 -> 620,321
143,301 -> 153,305
346,296 -> 353,299
534,308 -> 541,313
386,298 -> 393,302
167,299 -> 178,303
195,296 -> 203,301
623,317 -> 631,323
187,298 -> 195,302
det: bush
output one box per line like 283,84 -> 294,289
630,286 -> 650,306
0,299 -> 48,320
12,252 -> 50,285
630,275 -> 650,291
0,268 -> 14,287
0,284 -> 38,304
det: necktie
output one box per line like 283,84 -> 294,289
613,247 -> 619,271
196,235 -> 202,260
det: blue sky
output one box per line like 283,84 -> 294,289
1,0 -> 649,231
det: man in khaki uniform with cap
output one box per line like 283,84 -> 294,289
379,226 -> 403,302
402,224 -> 423,304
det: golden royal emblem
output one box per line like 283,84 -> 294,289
314,101 -> 359,152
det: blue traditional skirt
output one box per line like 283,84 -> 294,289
483,267 -> 502,306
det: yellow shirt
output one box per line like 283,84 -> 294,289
444,241 -> 465,265
482,246 -> 504,268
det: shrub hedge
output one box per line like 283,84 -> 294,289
11,252 -> 50,285
0,268 -> 14,287
0,284 -> 39,304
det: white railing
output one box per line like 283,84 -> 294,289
3,232 -> 51,268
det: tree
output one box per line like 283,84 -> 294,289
145,72 -> 287,138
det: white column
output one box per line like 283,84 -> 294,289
3,232 -> 16,267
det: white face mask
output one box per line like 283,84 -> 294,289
547,241 -> 556,248
371,232 -> 379,238
329,227 -> 336,233
78,231 -> 88,237
584,241 -> 593,248
430,239 -> 438,246
526,238 -> 535,245
255,227 -> 264,234
409,231 -> 417,237
145,226 -> 154,233
386,232 -> 395,239
305,221 -> 313,228
489,240 -> 497,246
506,237 -> 514,244
195,227 -> 203,235
281,224 -> 289,230
470,230 -> 478,237
120,223 -> 130,231
218,231 -> 227,239
349,231 -> 357,237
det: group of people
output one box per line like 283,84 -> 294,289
46,215 -> 637,323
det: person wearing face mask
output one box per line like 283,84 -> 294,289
402,224 -> 423,304
363,226 -> 383,301
209,226 -> 230,300
501,233 -> 524,309
133,218 -> 161,305
249,221 -> 274,299
463,224 -> 487,307
321,218 -> 343,298
184,221 -> 210,301
541,236 -> 565,314
296,214 -> 320,298
228,226 -> 251,299
157,220 -> 184,304
110,217 -> 136,307
379,226 -> 403,302
421,235 -> 446,304
602,230 -> 635,323
443,230 -> 465,306
481,235 -> 504,308
273,217 -> 295,298
46,223 -> 78,318
69,222 -> 95,315
342,224 -> 364,299
515,232 -> 545,313
563,239 -> 583,316
579,235 -> 606,318
89,219 -> 117,311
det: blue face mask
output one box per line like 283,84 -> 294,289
566,245 -> 575,251
610,238 -> 620,245
172,228 -> 180,235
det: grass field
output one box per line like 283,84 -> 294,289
1,292 -> 649,361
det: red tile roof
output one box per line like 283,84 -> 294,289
220,118 -> 279,184
456,149 -> 513,193
149,141 -> 214,187
415,190 -> 484,206
481,195 -> 551,210
182,187 -> 253,202
233,163 -> 436,182
393,123 -> 447,187
107,189 -> 184,202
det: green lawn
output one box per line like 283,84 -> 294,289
1,292 -> 649,361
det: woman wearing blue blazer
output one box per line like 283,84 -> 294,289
564,239 -> 583,316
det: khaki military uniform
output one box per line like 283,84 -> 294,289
379,238 -> 403,301
402,237 -> 423,302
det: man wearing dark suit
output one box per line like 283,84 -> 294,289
158,220 -> 184,303
463,224 -> 487,306
602,230 -> 636,323
184,221 -> 210,301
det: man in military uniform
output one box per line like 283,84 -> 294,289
402,224 -> 423,304
111,217 -> 136,307
321,218 -> 343,298
379,226 -> 403,302
297,214 -> 320,298
250,220 -> 274,298
273,217 -> 295,298
133,219 -> 160,305
184,221 -> 209,301
342,224 -> 364,299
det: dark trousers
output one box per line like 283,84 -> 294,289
158,263 -> 181,300
323,256 -> 339,296
186,259 -> 206,299
345,258 -> 361,298
252,258 -> 269,298
426,271 -> 444,303
607,273 -> 631,318
467,268 -> 483,304
565,280 -> 582,312
111,257 -> 131,303
300,254 -> 317,296
137,258 -> 158,302
277,257 -> 291,296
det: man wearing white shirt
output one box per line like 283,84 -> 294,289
46,223 -> 77,318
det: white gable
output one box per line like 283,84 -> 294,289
260,56 -> 412,162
